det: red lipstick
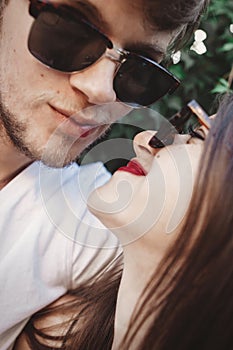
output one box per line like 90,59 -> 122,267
117,160 -> 146,176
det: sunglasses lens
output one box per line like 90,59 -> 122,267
114,55 -> 179,107
28,9 -> 107,72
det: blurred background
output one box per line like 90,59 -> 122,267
79,0 -> 233,173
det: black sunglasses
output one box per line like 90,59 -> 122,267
28,0 -> 180,107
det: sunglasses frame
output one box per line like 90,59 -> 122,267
28,0 -> 180,107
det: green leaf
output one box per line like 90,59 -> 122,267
219,42 -> 233,52
211,78 -> 231,93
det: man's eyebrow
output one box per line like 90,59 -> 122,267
67,0 -> 111,32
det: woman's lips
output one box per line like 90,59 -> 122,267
117,160 -> 146,176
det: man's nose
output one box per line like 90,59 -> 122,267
69,57 -> 117,105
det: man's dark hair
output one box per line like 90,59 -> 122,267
144,0 -> 209,51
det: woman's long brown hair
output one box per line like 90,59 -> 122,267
23,257 -> 122,350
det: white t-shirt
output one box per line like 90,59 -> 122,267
0,161 -> 121,350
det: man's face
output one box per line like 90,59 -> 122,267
0,0 -> 175,167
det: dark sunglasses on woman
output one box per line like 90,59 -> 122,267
28,0 -> 180,107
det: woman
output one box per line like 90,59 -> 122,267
87,102 -> 210,348
15,93 -> 233,349
98,93 -> 232,350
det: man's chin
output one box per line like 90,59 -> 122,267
40,143 -> 84,168
40,126 -> 110,168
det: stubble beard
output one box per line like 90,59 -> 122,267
0,2 -> 42,165
0,92 -> 110,168
0,94 -> 78,168
0,92 -> 37,160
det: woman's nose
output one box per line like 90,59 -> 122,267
133,130 -> 160,158
133,130 -> 191,157
69,57 -> 117,105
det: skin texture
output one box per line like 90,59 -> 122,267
0,0 -> 175,185
88,126 -> 208,348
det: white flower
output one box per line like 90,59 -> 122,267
171,51 -> 181,64
194,29 -> 207,42
190,41 -> 207,55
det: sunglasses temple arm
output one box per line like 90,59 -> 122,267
186,100 -> 211,129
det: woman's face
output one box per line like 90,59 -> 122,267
88,125 -> 208,248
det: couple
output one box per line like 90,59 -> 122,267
0,0 -> 222,349
15,93 -> 233,349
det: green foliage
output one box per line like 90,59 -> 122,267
156,0 -> 233,117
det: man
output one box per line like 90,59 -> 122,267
0,0 -> 208,349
